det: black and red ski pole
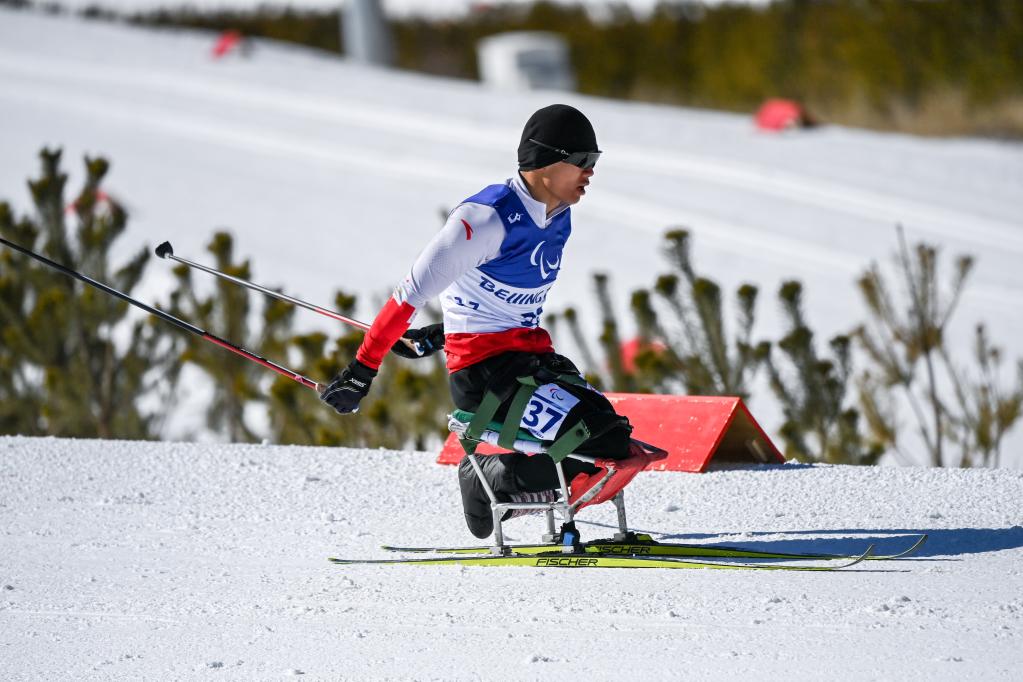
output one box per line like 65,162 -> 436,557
155,241 -> 371,331
155,240 -> 425,355
0,236 -> 322,392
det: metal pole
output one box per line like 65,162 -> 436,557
2,236 -> 321,392
612,491 -> 629,541
543,509 -> 556,543
155,241 -> 371,331
555,461 -> 574,527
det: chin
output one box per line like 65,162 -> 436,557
563,189 -> 585,205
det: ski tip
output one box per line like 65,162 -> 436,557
822,543 -> 875,570
897,534 -> 928,558
155,241 -> 173,259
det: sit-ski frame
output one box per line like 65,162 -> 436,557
464,451 -> 631,556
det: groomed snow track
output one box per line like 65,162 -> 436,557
1,436 -> 1022,680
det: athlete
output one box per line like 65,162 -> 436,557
321,104 -> 635,538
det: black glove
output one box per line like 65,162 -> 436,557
320,359 -> 377,415
390,323 -> 445,359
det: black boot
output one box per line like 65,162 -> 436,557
457,453 -> 600,539
458,454 -> 516,539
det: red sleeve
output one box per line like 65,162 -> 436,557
355,297 -> 417,370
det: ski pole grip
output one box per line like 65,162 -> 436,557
155,241 -> 174,259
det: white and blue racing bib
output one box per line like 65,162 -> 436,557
518,383 -> 581,441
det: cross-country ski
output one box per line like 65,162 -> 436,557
380,532 -> 929,561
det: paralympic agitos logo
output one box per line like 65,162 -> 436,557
530,241 -> 562,280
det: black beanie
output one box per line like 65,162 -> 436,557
518,104 -> 598,171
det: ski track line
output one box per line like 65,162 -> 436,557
609,147 -> 1023,255
1,608 -> 183,624
2,50 -> 1020,253
0,80 -> 482,189
584,190 -> 861,275
0,79 -> 862,277
3,63 -> 1022,310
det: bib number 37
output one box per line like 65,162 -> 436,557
519,383 -> 580,440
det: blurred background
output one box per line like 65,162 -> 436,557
46,0 -> 1023,138
1,0 -> 1021,467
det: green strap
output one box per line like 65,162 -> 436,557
547,420 -> 591,463
498,378 -> 537,449
459,371 -> 595,459
466,390 -> 503,441
458,437 -> 479,456
554,372 -> 587,387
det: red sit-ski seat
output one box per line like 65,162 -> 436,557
568,439 -> 668,511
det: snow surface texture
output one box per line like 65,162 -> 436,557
2,9 -> 1022,459
1,435 -> 1022,680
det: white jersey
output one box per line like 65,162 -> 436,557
394,174 -> 571,334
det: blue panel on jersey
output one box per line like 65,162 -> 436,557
463,184 -> 512,207
463,184 -> 572,289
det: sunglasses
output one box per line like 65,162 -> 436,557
528,138 -> 602,170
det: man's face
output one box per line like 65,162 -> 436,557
540,161 -> 595,206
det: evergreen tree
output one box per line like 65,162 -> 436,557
856,226 -> 1023,466
761,281 -> 882,464
165,231 -> 294,442
560,229 -> 767,397
944,326 -> 1023,468
594,272 -> 638,392
556,275 -> 670,393
267,293 -> 450,450
553,307 -> 600,386
0,148 -> 178,439
561,228 -> 888,465
644,229 -> 767,398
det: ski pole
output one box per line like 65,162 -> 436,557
1,236 -> 322,392
155,241 -> 371,331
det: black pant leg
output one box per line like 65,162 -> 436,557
510,452 -> 600,492
449,351 -> 539,412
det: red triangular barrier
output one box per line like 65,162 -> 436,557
436,394 -> 783,472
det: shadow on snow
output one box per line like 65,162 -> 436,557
575,522 -> 1023,559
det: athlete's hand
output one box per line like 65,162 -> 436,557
391,323 -> 445,359
320,359 -> 377,414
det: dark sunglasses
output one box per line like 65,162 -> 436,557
528,138 -> 602,170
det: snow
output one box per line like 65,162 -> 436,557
1,12 -> 1023,676
2,434 -> 1022,679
